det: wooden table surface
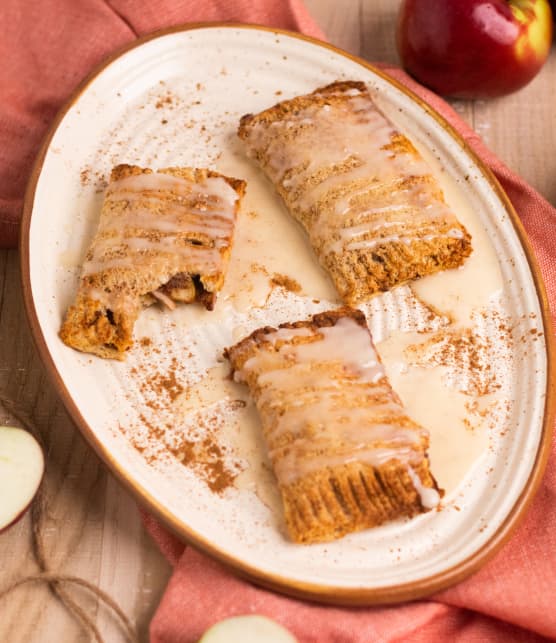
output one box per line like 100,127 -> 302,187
1,2 -> 555,641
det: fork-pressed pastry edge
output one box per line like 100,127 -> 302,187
225,308 -> 443,544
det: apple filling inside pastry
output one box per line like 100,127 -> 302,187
59,164 -> 245,360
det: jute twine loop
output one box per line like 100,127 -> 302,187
0,394 -> 139,643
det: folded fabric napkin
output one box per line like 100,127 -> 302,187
4,1 -> 555,642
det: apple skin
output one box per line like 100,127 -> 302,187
397,0 -> 553,98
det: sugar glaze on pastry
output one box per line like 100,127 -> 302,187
238,81 -> 472,304
59,164 -> 245,360
225,308 -> 442,544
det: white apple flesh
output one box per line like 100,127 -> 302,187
198,615 -> 298,643
0,426 -> 45,533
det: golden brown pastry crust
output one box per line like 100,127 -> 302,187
60,164 -> 245,360
238,81 -> 472,304
225,308 -> 442,544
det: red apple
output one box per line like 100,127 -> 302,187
397,0 -> 553,98
0,426 -> 44,533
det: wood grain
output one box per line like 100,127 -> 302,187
0,250 -> 172,643
1,2 -> 554,640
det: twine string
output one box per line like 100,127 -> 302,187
0,394 -> 138,643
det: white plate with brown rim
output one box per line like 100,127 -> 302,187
21,24 -> 554,604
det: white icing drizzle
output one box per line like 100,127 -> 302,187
82,172 -> 238,278
244,85 -> 464,259
407,466 -> 440,509
235,317 -> 432,486
106,172 -> 238,207
84,235 -> 222,276
151,289 -> 176,310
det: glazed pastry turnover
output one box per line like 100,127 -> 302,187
60,164 -> 245,360
238,81 -> 472,304
225,308 -> 442,544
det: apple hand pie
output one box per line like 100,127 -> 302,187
238,81 -> 472,304
225,308 -> 442,544
60,164 -> 245,360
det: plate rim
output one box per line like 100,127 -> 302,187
19,22 -> 555,605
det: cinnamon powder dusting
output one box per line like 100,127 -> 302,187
150,366 -> 184,403
118,339 -> 243,495
406,310 -> 513,397
270,273 -> 302,294
170,435 -> 240,494
79,165 -> 107,191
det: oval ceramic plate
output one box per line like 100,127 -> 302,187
21,25 -> 553,604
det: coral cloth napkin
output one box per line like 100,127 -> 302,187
3,1 -> 555,642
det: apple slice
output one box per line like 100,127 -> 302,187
198,615 -> 298,643
0,426 -> 45,533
